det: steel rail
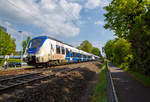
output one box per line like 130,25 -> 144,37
0,67 -> 79,92
0,61 -> 90,71
0,73 -> 41,82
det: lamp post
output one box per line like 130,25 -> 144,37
18,31 -> 23,65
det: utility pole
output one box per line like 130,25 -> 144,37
18,31 -> 23,65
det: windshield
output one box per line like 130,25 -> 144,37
29,38 -> 44,49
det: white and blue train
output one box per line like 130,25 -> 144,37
23,36 -> 100,67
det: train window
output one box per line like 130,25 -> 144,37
78,53 -> 80,57
74,53 -> 76,57
76,53 -> 78,57
72,52 -> 74,57
51,44 -> 54,51
73,52 -> 75,57
62,47 -> 65,54
29,38 -> 44,49
70,50 -> 72,57
66,49 -> 69,55
56,45 -> 60,54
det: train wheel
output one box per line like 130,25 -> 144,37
44,63 -> 48,68
35,65 -> 39,68
48,62 -> 51,67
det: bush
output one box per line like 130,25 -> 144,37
104,38 -> 132,66
0,59 -> 4,66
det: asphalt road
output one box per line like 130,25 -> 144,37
109,63 -> 150,102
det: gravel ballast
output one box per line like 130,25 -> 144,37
0,61 -> 102,102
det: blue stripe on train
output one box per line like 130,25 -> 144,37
72,57 -> 80,62
65,57 -> 81,62
65,57 -> 70,61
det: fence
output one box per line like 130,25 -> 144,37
0,55 -> 21,59
105,62 -> 119,102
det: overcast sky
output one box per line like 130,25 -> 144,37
0,0 -> 116,52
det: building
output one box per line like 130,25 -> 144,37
0,25 -> 7,32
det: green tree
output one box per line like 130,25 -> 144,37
129,9 -> 150,74
104,38 -> 132,65
104,39 -> 116,60
22,36 -> 31,54
104,0 -> 149,39
104,0 -> 150,75
113,38 -> 132,65
0,28 -> 16,55
92,47 -> 102,57
77,40 -> 93,53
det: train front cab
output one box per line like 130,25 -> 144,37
24,36 -> 47,66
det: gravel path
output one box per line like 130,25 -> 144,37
109,63 -> 150,102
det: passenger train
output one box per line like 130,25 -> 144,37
23,36 -> 100,67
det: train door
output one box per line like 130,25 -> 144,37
65,48 -> 70,61
51,44 -> 55,59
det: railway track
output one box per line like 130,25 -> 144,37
0,61 -> 92,71
0,67 -> 79,93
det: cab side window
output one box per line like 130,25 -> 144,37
51,44 -> 54,51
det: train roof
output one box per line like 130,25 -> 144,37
48,36 -> 74,48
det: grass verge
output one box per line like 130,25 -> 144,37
91,64 -> 107,102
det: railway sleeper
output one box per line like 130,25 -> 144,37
0,67 -> 78,93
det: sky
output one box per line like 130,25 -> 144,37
0,0 -> 116,53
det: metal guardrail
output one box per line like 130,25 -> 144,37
105,62 -> 119,102
0,55 -> 21,59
